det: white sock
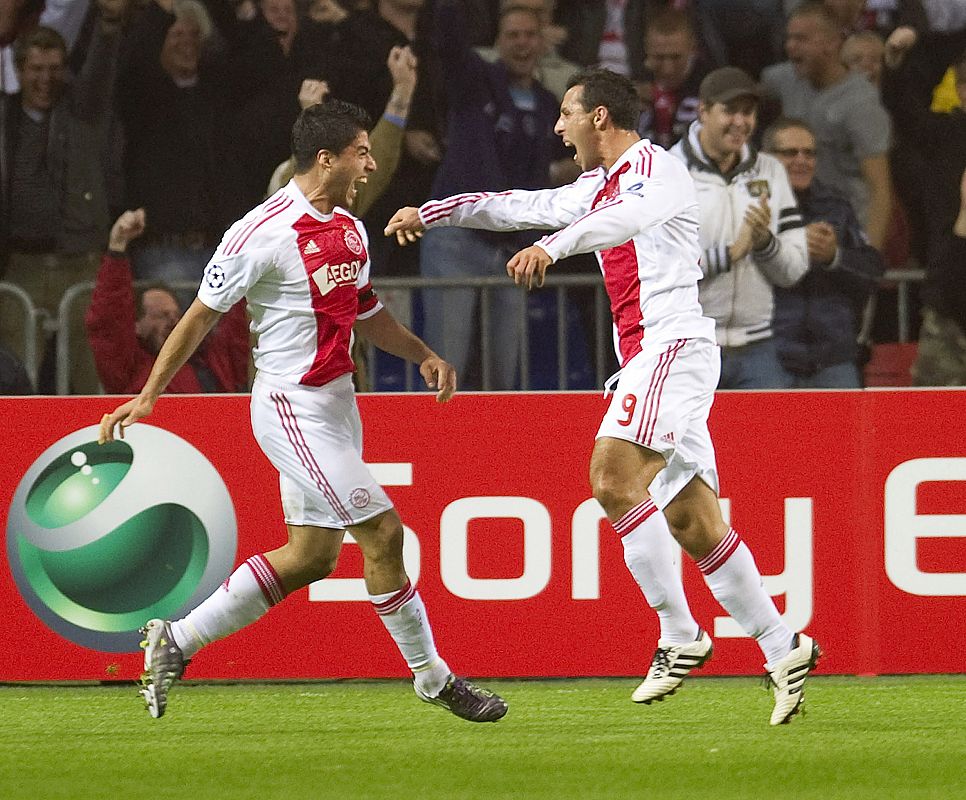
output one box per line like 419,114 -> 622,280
697,529 -> 793,666
170,554 -> 286,660
370,580 -> 450,696
614,499 -> 700,645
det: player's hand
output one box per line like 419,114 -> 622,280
384,207 -> 425,245
419,355 -> 456,403
805,221 -> 837,265
507,245 -> 552,289
98,395 -> 155,444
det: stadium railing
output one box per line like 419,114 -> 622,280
51,270 -> 926,395
0,280 -> 45,389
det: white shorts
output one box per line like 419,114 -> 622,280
250,372 -> 393,529
597,337 -> 721,508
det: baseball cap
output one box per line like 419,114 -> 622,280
699,67 -> 761,105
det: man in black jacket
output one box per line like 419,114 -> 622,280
0,22 -> 120,393
763,117 -> 885,387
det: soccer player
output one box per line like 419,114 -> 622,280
98,99 -> 507,724
386,68 -> 820,725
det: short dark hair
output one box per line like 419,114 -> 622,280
14,26 -> 67,70
136,283 -> 179,319
789,0 -> 842,36
645,8 -> 694,39
566,68 -> 642,131
291,99 -> 372,174
761,116 -> 815,152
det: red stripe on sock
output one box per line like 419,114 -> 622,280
246,555 -> 286,605
696,529 -> 741,574
372,580 -> 415,615
612,499 -> 658,537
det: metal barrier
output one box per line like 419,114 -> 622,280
51,270 -> 927,395
0,280 -> 45,389
368,274 -> 612,392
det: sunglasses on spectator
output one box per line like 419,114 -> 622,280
773,147 -> 817,158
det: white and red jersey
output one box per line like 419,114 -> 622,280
197,181 -> 382,387
419,139 -> 715,366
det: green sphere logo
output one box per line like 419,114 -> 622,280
6,425 -> 237,652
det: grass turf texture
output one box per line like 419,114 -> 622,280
0,677 -> 962,800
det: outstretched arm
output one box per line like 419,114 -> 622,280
354,308 -> 456,403
99,299 -> 223,442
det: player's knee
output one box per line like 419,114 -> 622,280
591,470 -> 636,517
356,513 -> 404,564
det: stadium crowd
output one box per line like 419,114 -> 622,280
0,0 -> 964,393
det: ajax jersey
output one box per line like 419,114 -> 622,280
197,181 -> 382,387
419,139 -> 716,366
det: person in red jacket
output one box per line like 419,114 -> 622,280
86,208 -> 250,393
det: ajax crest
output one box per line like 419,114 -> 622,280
6,425 -> 237,652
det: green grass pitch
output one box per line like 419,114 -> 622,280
1,677 -> 963,800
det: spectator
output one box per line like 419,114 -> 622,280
476,0 -> 579,101
763,117 -> 885,387
347,0 -> 444,283
690,0 -> 787,78
841,29 -> 885,85
266,44 -> 419,217
762,1 -> 893,251
882,26 -> 966,263
117,0 -> 235,307
86,208 -> 250,394
913,166 -> 966,385
420,0 -> 568,389
0,22 -> 120,393
821,0 -> 927,38
636,7 -> 710,149
555,0 -> 646,80
669,67 -> 808,389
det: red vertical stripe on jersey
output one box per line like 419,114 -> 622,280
293,213 -> 367,387
601,238 -> 645,365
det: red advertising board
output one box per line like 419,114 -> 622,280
1,390 -> 965,681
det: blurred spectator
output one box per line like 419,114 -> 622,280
820,0 -> 927,38
669,67 -> 808,389
842,29 -> 885,85
70,0 -> 137,222
763,117 -> 885,387
690,0 -> 787,78
351,0 -> 444,282
762,1 -> 893,251
882,26 -> 966,263
267,45 -> 418,215
555,0 -> 646,79
117,0 -> 233,306
420,0 -> 568,389
0,342 -> 32,393
0,22 -> 121,393
86,208 -> 250,393
477,0 -> 579,101
912,166 -> 966,385
636,7 -> 710,149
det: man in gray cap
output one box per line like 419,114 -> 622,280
670,66 -> 808,388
